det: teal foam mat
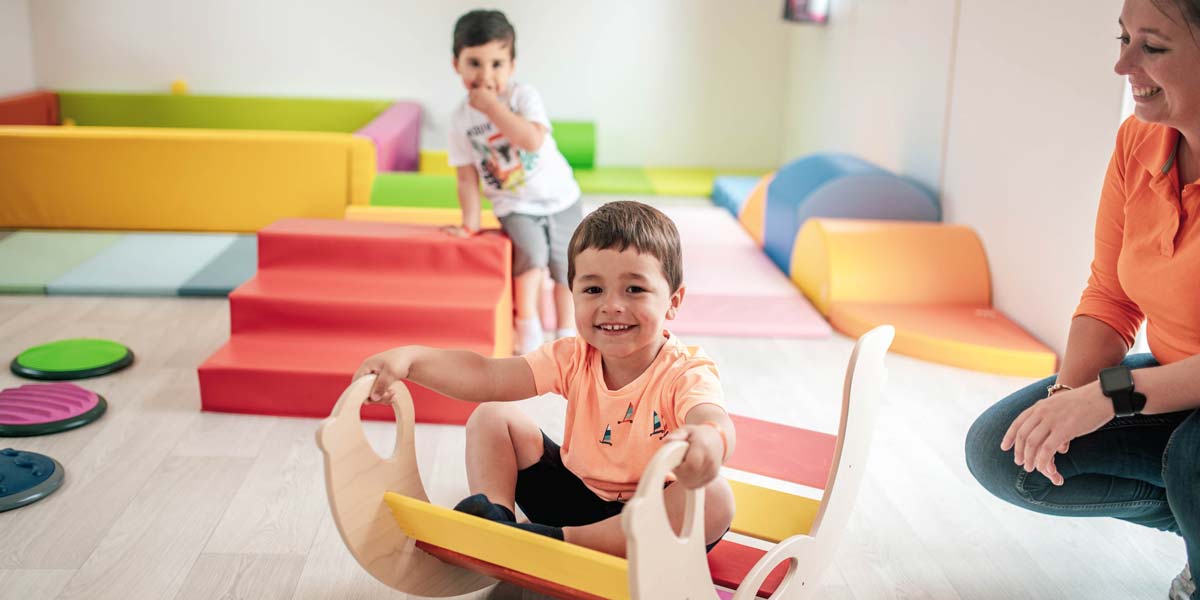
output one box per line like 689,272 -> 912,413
0,232 -> 123,294
178,235 -> 257,296
48,233 -> 238,296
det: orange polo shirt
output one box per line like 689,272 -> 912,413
524,331 -> 724,501
1074,116 -> 1200,365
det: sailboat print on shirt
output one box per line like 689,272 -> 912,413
650,411 -> 668,439
618,403 -> 634,424
599,425 -> 613,446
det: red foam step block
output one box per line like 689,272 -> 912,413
726,414 -> 835,490
198,333 -> 484,424
257,219 -> 511,279
229,270 -> 505,345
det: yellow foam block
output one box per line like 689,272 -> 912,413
384,493 -> 630,599
419,149 -> 455,176
831,303 -> 1057,377
737,172 -> 773,246
0,126 -> 374,232
729,480 -> 820,544
344,205 -> 500,229
790,218 -> 991,316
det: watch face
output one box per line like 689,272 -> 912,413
1100,367 -> 1134,392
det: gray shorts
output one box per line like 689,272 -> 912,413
499,201 -> 583,285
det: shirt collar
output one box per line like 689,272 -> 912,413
1132,123 -> 1181,177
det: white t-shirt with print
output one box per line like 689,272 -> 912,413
447,82 -> 581,217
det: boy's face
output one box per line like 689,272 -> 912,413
572,247 -> 684,362
453,40 -> 515,95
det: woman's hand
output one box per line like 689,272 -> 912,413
353,348 -> 416,404
1001,384 -> 1114,485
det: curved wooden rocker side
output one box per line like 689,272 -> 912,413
625,324 -> 894,599
315,374 -> 496,597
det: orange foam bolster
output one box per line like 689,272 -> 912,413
726,414 -> 835,490
737,172 -> 773,246
789,218 -> 992,315
830,302 -> 1058,377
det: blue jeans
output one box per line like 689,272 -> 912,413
965,354 -> 1200,594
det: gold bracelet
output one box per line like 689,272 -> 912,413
1045,382 -> 1073,397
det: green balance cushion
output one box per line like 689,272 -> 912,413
11,339 -> 134,381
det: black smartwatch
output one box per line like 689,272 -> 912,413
1098,366 -> 1147,417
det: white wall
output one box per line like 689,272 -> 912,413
781,0 -> 960,191
782,0 -> 1126,356
27,0 -> 788,168
0,0 -> 37,95
940,0 -> 1125,356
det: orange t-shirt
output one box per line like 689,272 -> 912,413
1074,116 -> 1200,365
524,331 -> 724,501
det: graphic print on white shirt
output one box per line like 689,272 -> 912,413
447,82 -> 580,217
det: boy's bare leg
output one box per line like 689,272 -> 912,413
463,402 -> 546,512
553,281 -> 575,332
563,476 -> 736,557
513,268 -> 544,322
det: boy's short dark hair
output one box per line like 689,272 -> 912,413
452,10 -> 516,58
567,201 -> 683,293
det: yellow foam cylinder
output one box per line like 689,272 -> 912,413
737,172 -> 773,246
789,218 -> 991,316
171,80 -> 188,95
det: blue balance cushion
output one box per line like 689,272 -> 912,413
0,448 -> 65,512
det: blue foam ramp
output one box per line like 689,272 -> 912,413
762,154 -> 939,273
178,235 -> 257,296
711,176 -> 760,216
48,233 -> 238,296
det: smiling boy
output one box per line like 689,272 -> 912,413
356,201 -> 736,557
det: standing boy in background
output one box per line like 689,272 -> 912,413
446,9 -> 582,354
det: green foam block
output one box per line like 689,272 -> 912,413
551,121 -> 595,170
574,167 -> 655,195
58,92 -> 392,133
369,173 -> 492,210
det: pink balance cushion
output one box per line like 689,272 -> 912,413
0,383 -> 100,425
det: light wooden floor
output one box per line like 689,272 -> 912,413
0,281 -> 1185,599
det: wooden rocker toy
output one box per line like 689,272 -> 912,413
317,325 -> 894,599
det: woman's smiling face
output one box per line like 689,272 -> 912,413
1114,0 -> 1200,132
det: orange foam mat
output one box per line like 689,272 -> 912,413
831,302 -> 1057,377
199,332 -> 486,424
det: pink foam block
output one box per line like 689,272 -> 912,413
355,102 -> 421,171
0,383 -> 99,425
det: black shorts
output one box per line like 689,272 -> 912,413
515,432 -> 725,552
